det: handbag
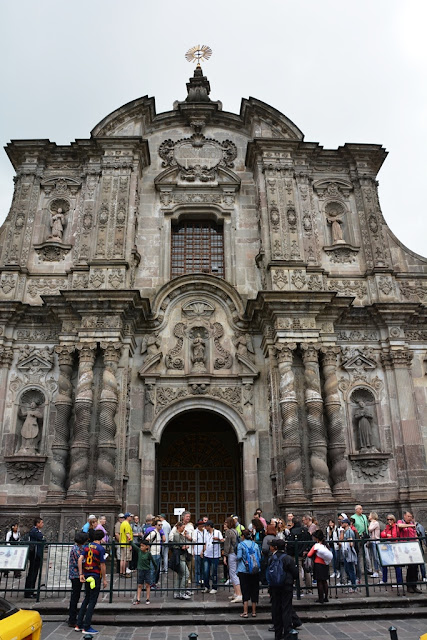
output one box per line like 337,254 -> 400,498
303,555 -> 313,573
169,548 -> 181,573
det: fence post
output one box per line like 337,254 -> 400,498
388,626 -> 398,640
35,540 -> 45,603
109,539 -> 115,604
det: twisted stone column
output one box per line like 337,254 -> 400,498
321,346 -> 351,498
67,342 -> 96,498
276,342 -> 305,499
302,342 -> 332,499
48,344 -> 75,498
95,341 -> 121,497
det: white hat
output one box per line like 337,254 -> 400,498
88,514 -> 97,520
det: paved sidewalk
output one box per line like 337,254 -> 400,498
42,619 -> 427,639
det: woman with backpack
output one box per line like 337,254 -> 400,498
236,529 -> 261,618
223,517 -> 242,602
307,530 -> 332,603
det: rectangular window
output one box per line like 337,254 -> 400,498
171,221 -> 224,278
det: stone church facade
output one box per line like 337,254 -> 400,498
1,67 -> 427,537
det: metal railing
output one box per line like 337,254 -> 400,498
0,536 -> 425,604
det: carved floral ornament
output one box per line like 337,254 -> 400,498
159,133 -> 237,182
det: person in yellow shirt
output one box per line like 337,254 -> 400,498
119,513 -> 134,577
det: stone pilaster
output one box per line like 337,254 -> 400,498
302,342 -> 332,500
66,342 -> 96,499
47,344 -> 75,500
0,346 -> 14,430
94,341 -> 121,499
276,342 -> 305,500
381,348 -> 427,501
320,346 -> 351,499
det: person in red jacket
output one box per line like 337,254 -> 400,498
307,530 -> 330,603
379,514 -> 402,586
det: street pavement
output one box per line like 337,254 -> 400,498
42,619 -> 427,639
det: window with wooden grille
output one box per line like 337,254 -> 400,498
171,220 -> 224,278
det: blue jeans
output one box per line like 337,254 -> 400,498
203,557 -> 219,590
382,566 -> 403,584
77,575 -> 101,631
344,559 -> 356,588
151,554 -> 161,584
195,555 -> 203,584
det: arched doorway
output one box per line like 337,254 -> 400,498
157,410 -> 242,524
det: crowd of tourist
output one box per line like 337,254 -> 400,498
1,505 -> 426,637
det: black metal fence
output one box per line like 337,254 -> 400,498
0,537 -> 425,604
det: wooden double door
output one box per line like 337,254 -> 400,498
157,412 -> 242,525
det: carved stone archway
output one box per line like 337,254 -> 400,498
139,397 -> 259,525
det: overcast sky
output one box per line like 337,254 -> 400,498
0,0 -> 426,257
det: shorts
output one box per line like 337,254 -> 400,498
121,546 -> 132,562
138,569 -> 151,585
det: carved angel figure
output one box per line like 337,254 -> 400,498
49,208 -> 65,241
354,401 -> 378,453
233,333 -> 255,361
141,333 -> 161,357
18,401 -> 43,454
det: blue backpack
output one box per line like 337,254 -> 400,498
243,542 -> 260,574
267,553 -> 286,586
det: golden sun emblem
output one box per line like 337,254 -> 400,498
185,45 -> 212,66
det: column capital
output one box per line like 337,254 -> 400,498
381,348 -> 413,369
76,342 -> 97,363
0,346 -> 14,368
320,345 -> 341,366
54,344 -> 75,366
301,341 -> 321,363
100,341 -> 122,364
274,342 -> 297,364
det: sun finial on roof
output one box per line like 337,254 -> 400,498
185,45 -> 212,69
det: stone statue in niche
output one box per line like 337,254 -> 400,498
325,201 -> 346,245
49,207 -> 66,241
17,400 -> 44,454
191,331 -> 207,373
351,388 -> 380,453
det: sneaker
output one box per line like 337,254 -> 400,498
335,582 -> 342,586
82,628 -> 99,635
423,578 -> 427,583
174,593 -> 182,599
184,591 -> 192,596
146,599 -> 150,605
181,593 -> 191,600
330,572 -> 336,578
371,572 -> 379,578
202,587 -> 209,593
126,568 -> 132,574
209,588 -> 217,594
378,580 -> 386,585
224,579 -> 230,585
74,627 -> 82,632
230,595 -> 243,602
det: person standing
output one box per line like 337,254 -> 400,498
76,530 -> 107,634
145,518 -> 164,585
351,504 -> 372,575
192,520 -> 206,586
67,531 -> 87,628
114,513 -> 125,573
5,522 -> 22,578
267,538 -> 298,640
202,520 -> 223,594
397,511 -> 422,593
119,513 -> 133,577
172,521 -> 191,600
223,516 -> 242,602
158,514 -> 171,573
130,515 -> 143,570
368,511 -> 381,578
307,530 -> 330,603
131,538 -> 157,605
95,516 -> 109,545
379,514 -> 403,586
24,517 -> 44,598
236,529 -> 261,618
341,519 -> 357,592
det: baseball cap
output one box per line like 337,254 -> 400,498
124,512 -> 133,518
118,513 -> 125,518
88,514 -> 96,520
342,518 -> 351,524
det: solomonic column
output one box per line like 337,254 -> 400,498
276,342 -> 305,499
95,341 -> 121,498
67,342 -> 96,499
320,346 -> 351,498
48,344 -> 75,499
302,342 -> 332,500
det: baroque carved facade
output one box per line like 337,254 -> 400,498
1,66 -> 427,533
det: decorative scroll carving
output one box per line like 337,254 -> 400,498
324,246 -> 359,263
328,280 -> 367,299
337,330 -> 378,342
6,458 -> 46,485
165,323 -> 185,370
350,454 -> 389,482
212,322 -> 232,369
275,342 -> 304,498
154,384 -> 243,415
1,274 -> 17,294
96,342 -> 122,496
302,343 -> 331,498
320,346 -> 350,498
399,280 -> 427,302
67,342 -> 96,497
48,345 -> 74,496
27,278 -> 68,299
182,300 -> 215,318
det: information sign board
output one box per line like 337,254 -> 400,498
0,545 -> 29,571
377,540 -> 424,566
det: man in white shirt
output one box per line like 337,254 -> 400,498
201,520 -> 223,593
158,514 -> 171,573
192,520 -> 207,585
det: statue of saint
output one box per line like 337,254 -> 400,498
191,332 -> 207,373
49,207 -> 65,241
328,217 -> 345,244
18,401 -> 43,454
354,401 -> 378,453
